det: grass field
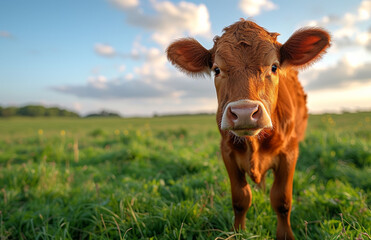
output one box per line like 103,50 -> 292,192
0,112 -> 370,239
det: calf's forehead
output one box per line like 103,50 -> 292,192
211,20 -> 280,68
214,40 -> 279,71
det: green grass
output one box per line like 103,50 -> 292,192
0,113 -> 370,239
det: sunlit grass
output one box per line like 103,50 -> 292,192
0,113 -> 370,239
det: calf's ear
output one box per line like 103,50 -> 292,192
167,38 -> 212,76
280,28 -> 331,68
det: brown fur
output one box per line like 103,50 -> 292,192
167,19 -> 331,240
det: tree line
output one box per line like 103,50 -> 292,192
0,105 -> 79,117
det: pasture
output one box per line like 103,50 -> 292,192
0,112 -> 370,239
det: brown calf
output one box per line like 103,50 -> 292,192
167,19 -> 330,239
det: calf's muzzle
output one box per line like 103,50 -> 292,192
221,100 -> 273,136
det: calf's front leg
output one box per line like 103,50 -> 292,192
270,149 -> 298,240
222,151 -> 252,230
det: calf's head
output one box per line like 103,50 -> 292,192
167,20 -> 330,137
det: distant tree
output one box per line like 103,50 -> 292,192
45,107 -> 60,116
0,106 -> 18,117
0,105 -> 79,117
85,110 -> 121,118
59,109 -> 79,117
18,105 -> 46,117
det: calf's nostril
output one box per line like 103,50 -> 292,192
229,107 -> 238,120
251,106 -> 261,120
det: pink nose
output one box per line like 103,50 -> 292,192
222,100 -> 272,134
228,103 -> 262,129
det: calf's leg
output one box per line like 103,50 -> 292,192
270,149 -> 298,240
223,154 -> 252,230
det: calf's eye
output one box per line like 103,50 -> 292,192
214,67 -> 221,76
271,64 -> 278,74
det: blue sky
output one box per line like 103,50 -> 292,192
1,0 -> 370,116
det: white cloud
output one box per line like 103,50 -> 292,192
109,0 -> 139,9
308,0 -> 371,27
94,43 -> 116,57
358,0 -> 371,20
88,0 -> 214,110
301,58 -> 371,91
133,46 -> 169,80
306,0 -> 371,51
87,75 -> 108,89
52,77 -> 170,99
52,66 -> 216,101
113,0 -> 212,46
357,27 -> 371,51
148,0 -> 211,37
239,0 -> 277,17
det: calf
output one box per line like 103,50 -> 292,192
167,19 -> 330,239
